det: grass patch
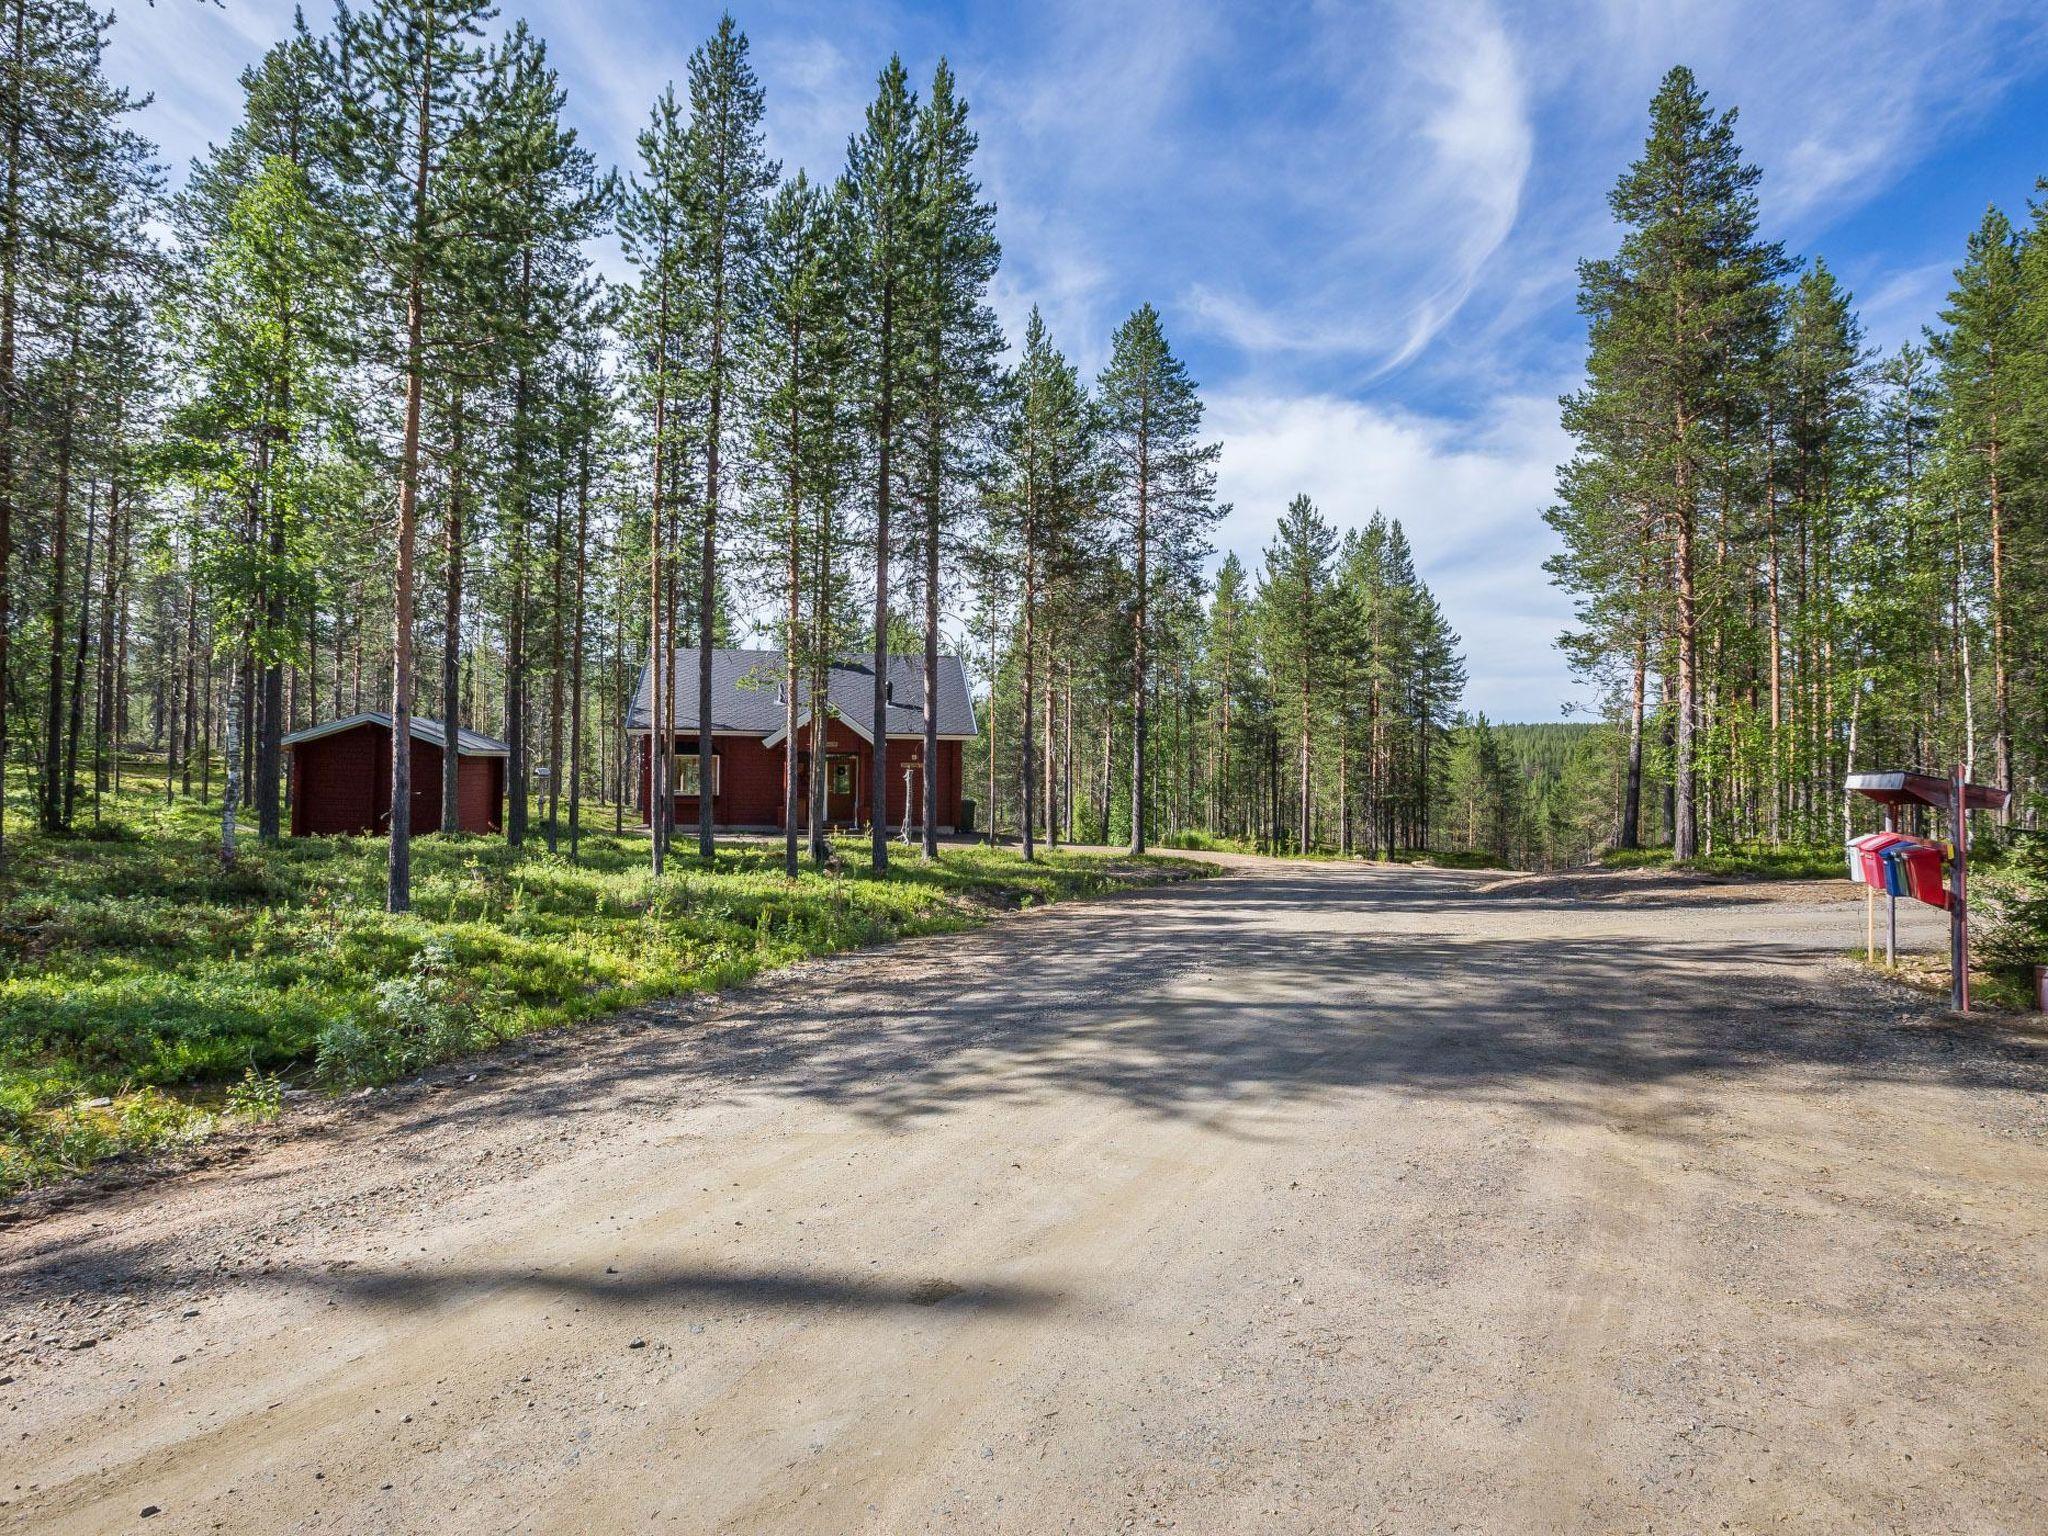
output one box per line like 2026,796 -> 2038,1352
1599,843 -> 1847,880
1389,849 -> 1503,871
1,768 -> 1205,1195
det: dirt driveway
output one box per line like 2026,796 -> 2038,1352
5,858 -> 2046,1534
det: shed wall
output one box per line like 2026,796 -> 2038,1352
288,722 -> 502,836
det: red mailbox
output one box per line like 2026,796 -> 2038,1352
1851,831 -> 1908,888
1898,842 -> 1949,909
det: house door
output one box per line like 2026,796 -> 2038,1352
826,754 -> 859,824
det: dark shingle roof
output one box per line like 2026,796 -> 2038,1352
625,648 -> 977,740
280,712 -> 511,757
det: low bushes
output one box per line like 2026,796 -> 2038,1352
0,786 -> 1201,1193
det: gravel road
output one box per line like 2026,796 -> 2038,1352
5,857 -> 2046,1534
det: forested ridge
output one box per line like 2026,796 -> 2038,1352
0,0 -> 1470,898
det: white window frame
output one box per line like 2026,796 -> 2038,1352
672,752 -> 721,797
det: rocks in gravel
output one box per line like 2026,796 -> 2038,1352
628,1338 -> 647,1350
139,1506 -> 160,1519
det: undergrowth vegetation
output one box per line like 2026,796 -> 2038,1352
1,777 -> 1201,1194
1599,844 -> 1849,880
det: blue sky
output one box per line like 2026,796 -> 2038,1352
109,0 -> 2048,720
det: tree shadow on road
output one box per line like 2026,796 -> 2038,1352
6,865 -> 2043,1306
267,1261 -> 1056,1315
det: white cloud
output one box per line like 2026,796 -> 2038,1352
1207,390 -> 1587,721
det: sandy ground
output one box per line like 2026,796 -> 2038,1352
4,856 -> 2046,1535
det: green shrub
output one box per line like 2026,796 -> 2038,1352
318,938 -> 500,1086
224,1066 -> 286,1124
1980,827 -> 2048,974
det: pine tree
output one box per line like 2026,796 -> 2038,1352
681,14 -> 774,862
1255,495 -> 1338,853
905,59 -> 1000,860
991,307 -> 1089,861
1931,207 -> 2026,806
1201,552 -> 1253,836
1096,304 -> 1219,854
620,85 -> 690,874
749,170 -> 848,877
172,20 -> 348,844
344,0 -> 497,911
841,57 -> 920,873
1562,66 -> 1787,859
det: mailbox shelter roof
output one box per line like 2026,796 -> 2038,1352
1845,771 -> 2009,813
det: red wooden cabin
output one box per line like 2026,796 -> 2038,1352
629,649 -> 977,833
283,713 -> 509,837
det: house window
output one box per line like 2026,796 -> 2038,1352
828,759 -> 855,796
672,752 -> 721,797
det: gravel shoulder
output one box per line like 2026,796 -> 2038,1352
5,858 -> 2046,1534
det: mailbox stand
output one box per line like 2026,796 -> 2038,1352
1846,768 -> 2011,1013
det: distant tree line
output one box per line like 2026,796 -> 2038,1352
0,1 -> 1472,907
1549,66 -> 2048,858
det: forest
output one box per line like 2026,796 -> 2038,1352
1,0 -> 1471,902
1547,67 -> 2048,862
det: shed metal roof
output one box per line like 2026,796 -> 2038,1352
281,712 -> 512,758
626,648 -> 978,741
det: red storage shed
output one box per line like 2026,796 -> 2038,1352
283,713 -> 508,837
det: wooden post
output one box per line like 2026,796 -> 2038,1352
1882,806 -> 1897,968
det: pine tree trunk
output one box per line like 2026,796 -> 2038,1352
0,0 -> 21,860
984,637 -> 998,847
1987,432 -> 2011,811
1673,483 -> 1700,860
870,272 -> 894,874
1062,668 -> 1074,845
1298,677 -> 1312,857
698,345 -> 720,863
41,323 -> 78,832
1128,417 -> 1150,855
506,340 -> 531,849
258,410 -> 285,842
921,448 -> 939,861
1044,628 -> 1058,850
649,265 -> 669,874
62,478 -> 97,826
387,54 -> 433,914
96,476 -> 122,799
546,487 -> 565,854
440,385 -> 464,835
1621,629 -> 1646,849
1020,518 -> 1036,862
808,497 -> 831,866
783,363 -> 803,879
569,440 -> 588,861
221,660 -> 242,865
